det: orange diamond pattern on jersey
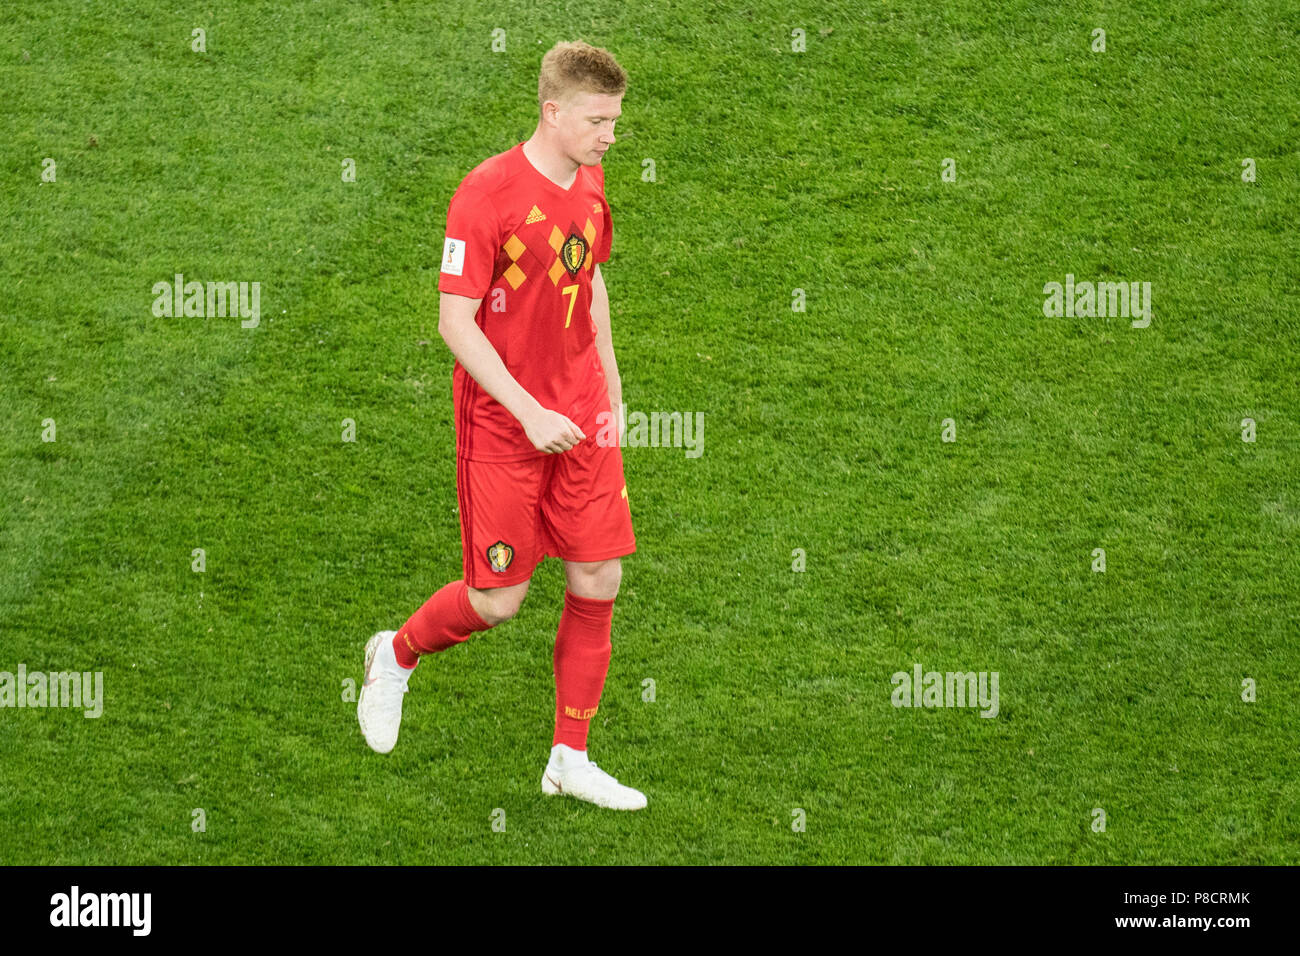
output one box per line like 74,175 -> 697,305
544,219 -> 600,285
547,225 -> 566,285
438,142 -> 613,463
503,233 -> 528,290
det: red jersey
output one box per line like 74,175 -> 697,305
438,142 -> 613,462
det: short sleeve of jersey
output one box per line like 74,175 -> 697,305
595,164 -> 612,264
438,184 -> 499,298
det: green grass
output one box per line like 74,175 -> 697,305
1,0 -> 1297,864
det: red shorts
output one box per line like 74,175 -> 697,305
457,438 -> 636,589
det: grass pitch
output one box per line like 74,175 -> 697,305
1,1 -> 1297,864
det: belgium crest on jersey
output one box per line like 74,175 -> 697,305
560,232 -> 588,277
487,540 -> 514,573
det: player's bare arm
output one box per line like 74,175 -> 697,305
590,263 -> 622,431
437,291 -> 586,454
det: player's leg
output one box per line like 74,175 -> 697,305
394,454 -> 545,660
358,455 -> 546,754
393,574 -> 529,669
550,557 -> 621,755
466,579 -> 531,627
537,434 -> 643,809
563,556 -> 623,600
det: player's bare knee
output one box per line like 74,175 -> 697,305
566,558 -> 621,600
602,559 -> 623,597
470,581 -> 529,626
495,587 -> 528,622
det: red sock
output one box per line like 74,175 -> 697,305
392,580 -> 492,668
553,590 -> 615,750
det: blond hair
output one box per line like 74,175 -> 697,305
538,41 -> 627,113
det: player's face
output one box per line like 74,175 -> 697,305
555,91 -> 621,166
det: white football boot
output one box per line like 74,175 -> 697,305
357,630 -> 412,754
541,743 -> 647,810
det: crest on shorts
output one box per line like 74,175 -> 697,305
487,540 -> 514,573
560,232 -> 588,276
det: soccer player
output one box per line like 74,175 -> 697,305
358,41 -> 645,811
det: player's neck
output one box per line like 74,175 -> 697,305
522,134 -> 579,191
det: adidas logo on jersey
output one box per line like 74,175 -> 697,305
525,205 -> 547,224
